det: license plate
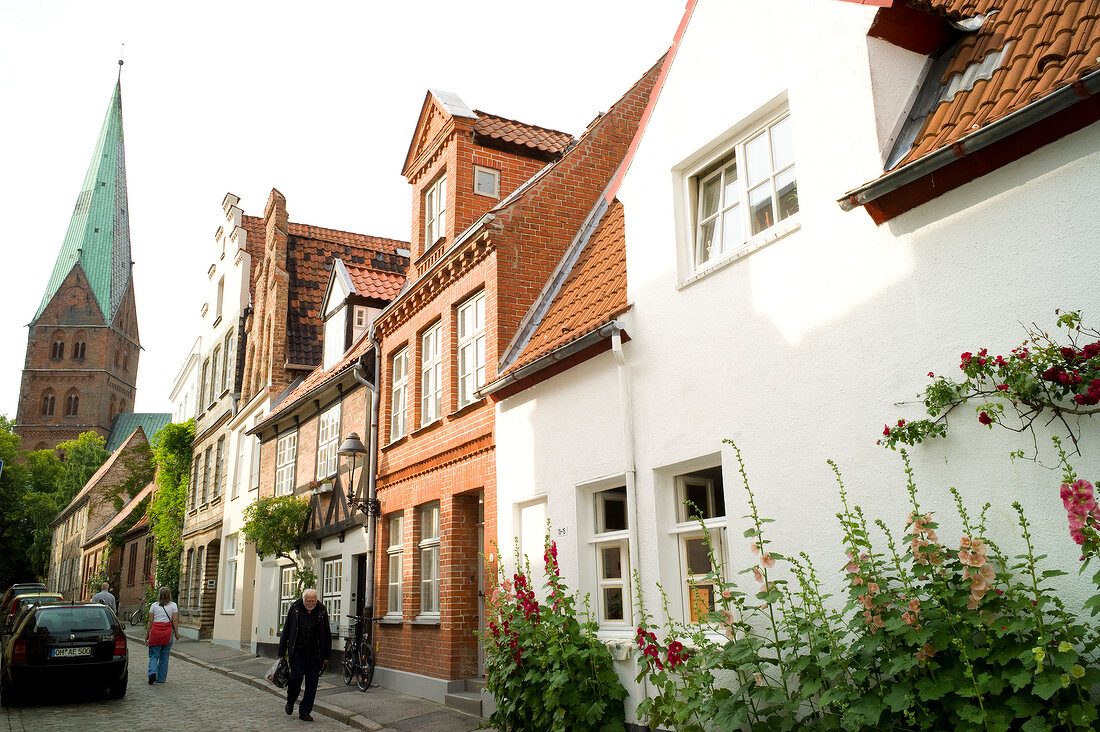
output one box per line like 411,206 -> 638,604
51,647 -> 92,658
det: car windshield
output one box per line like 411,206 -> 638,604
35,607 -> 112,634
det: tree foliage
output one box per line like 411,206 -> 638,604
0,416 -> 33,588
148,420 -> 193,598
241,494 -> 315,591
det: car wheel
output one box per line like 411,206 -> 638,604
109,676 -> 127,699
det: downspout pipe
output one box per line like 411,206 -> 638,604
838,67 -> 1100,211
352,329 -> 381,646
610,326 -> 650,705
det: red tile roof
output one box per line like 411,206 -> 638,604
346,263 -> 405,301
285,225 -> 408,366
894,0 -> 1100,167
499,199 -> 628,378
472,111 -> 574,156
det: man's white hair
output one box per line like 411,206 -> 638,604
303,588 -> 319,598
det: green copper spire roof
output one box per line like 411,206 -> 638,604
35,78 -> 132,323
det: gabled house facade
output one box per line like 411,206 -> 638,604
82,480 -> 155,609
248,249 -> 407,658
48,426 -> 152,601
369,66 -> 661,706
491,0 -> 1100,725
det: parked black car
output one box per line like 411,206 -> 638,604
0,602 -> 128,705
0,584 -> 47,626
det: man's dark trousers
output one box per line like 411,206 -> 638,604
287,652 -> 322,717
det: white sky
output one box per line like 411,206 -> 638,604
0,0 -> 685,420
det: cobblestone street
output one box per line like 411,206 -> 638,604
2,647 -> 348,731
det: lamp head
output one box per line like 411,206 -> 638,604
338,432 -> 368,456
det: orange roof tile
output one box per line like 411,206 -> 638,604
346,263 -> 405,301
472,111 -> 573,156
499,199 -> 628,379
894,0 -> 1100,168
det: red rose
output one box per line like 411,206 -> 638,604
978,412 -> 993,425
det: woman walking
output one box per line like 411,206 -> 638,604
146,587 -> 180,684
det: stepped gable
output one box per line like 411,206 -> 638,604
498,199 -> 628,379
240,214 -> 267,302
284,223 -> 408,366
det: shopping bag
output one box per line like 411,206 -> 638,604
267,656 -> 289,688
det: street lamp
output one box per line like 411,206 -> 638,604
338,432 -> 377,517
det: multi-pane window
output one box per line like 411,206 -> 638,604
691,112 -> 797,270
424,175 -> 447,245
275,432 -> 298,496
222,332 -> 233,393
390,348 -> 408,440
200,359 -> 209,409
215,277 -> 224,321
279,566 -> 296,630
127,542 -> 138,586
418,504 -> 440,615
181,549 -> 193,609
211,346 -> 222,402
142,537 -> 154,583
213,436 -> 225,499
420,323 -> 442,426
316,404 -> 341,480
189,456 -> 200,510
64,392 -> 79,416
223,534 -> 237,612
457,292 -> 486,407
594,486 -> 630,625
386,514 -> 404,616
322,558 -> 342,631
674,468 -> 727,623
41,392 -> 55,416
201,446 -> 212,504
233,428 -> 246,499
191,546 -> 204,611
250,431 -> 261,491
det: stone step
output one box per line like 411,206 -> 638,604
444,689 -> 482,716
464,676 -> 485,693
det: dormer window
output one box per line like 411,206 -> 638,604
424,174 -> 447,246
323,305 -> 346,371
473,165 -> 500,199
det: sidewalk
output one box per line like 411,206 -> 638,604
125,625 -> 492,731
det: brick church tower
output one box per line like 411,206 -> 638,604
15,70 -> 141,452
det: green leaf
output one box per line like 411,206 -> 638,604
882,681 -> 911,712
743,528 -> 758,538
1031,671 -> 1065,700
850,693 -> 883,726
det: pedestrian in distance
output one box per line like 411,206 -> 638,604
91,582 -> 117,613
279,588 -> 331,722
146,587 -> 180,684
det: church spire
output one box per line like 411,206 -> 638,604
34,76 -> 132,324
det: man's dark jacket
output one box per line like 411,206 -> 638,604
278,598 -> 332,660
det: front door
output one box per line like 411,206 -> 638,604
477,496 -> 485,676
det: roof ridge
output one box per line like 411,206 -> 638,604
287,220 -> 408,247
471,108 -> 574,139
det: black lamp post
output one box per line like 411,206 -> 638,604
338,432 -> 377,648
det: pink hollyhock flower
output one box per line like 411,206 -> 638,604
749,541 -> 760,555
868,582 -> 879,594
761,553 -> 775,569
753,672 -> 764,686
752,567 -> 764,583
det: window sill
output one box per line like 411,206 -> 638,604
212,315 -> 222,328
218,388 -> 230,400
410,615 -> 440,626
447,398 -> 484,420
379,616 -> 404,626
210,496 -> 222,506
412,419 -> 442,436
679,218 -> 801,290
381,434 -> 408,452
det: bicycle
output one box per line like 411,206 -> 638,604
342,615 -> 379,692
128,603 -> 147,627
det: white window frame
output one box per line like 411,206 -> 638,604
223,534 -> 237,613
456,291 -> 486,407
424,174 -> 447,246
316,403 -> 341,480
232,428 -> 246,499
213,436 -> 225,499
679,106 -> 799,279
386,514 -> 404,616
420,323 -> 442,427
222,332 -> 233,393
275,432 -> 298,496
473,165 -> 500,199
673,473 -> 727,624
322,557 -> 342,632
211,346 -> 222,403
279,565 -> 296,630
593,486 -> 631,627
390,348 -> 408,440
418,503 -> 440,616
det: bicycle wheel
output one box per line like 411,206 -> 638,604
342,640 -> 356,685
129,608 -> 143,627
357,640 -> 374,692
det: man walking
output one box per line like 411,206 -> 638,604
91,582 -> 117,614
278,588 -> 331,722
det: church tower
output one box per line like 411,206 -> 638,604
15,69 -> 141,453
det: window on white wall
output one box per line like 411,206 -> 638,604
686,109 -> 798,272
593,486 -> 630,626
386,514 -> 404,616
275,432 -> 298,496
279,566 -> 296,630
233,428 -> 246,499
223,534 -> 237,612
418,503 -> 440,615
316,403 -> 341,480
673,466 -> 726,623
456,291 -> 485,407
322,557 -> 342,632
390,348 -> 408,440
420,322 -> 442,426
